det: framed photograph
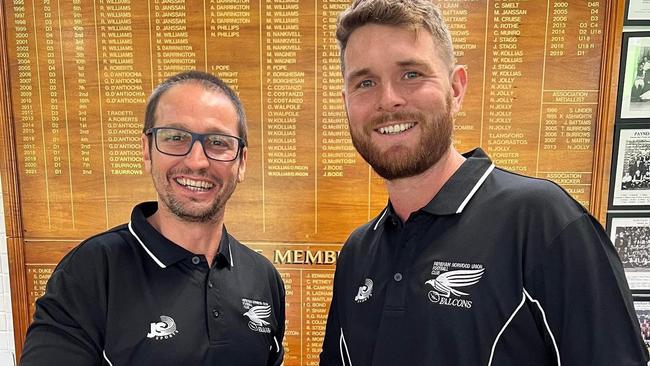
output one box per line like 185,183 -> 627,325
633,298 -> 650,353
609,123 -> 650,209
616,32 -> 650,122
607,213 -> 650,290
625,0 -> 650,26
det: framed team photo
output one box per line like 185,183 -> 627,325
607,213 -> 650,290
633,298 -> 650,353
616,32 -> 650,122
609,124 -> 650,209
625,0 -> 650,26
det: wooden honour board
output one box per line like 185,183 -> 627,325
0,0 -> 619,362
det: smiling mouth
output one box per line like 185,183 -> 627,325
175,177 -> 215,192
376,122 -> 416,135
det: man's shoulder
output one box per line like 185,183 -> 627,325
338,212 -> 384,255
477,167 -> 589,234
489,167 -> 585,212
228,235 -> 280,276
347,219 -> 378,242
57,223 -> 133,273
491,167 -> 565,191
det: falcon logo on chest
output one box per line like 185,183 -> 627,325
425,267 -> 485,308
242,298 -> 273,333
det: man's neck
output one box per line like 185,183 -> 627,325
386,147 -> 465,223
147,207 -> 224,266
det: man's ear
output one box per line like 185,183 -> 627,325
237,147 -> 247,183
449,65 -> 468,115
142,133 -> 152,173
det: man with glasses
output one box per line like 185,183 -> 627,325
20,71 -> 285,365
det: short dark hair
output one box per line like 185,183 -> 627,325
144,70 -> 247,147
336,0 -> 454,73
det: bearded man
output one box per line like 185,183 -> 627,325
320,1 -> 648,365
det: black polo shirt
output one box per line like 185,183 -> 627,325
321,148 -> 648,365
21,202 -> 285,366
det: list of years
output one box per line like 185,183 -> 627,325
7,0 -> 605,238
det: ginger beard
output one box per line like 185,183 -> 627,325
349,94 -> 454,180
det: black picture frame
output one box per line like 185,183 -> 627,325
625,0 -> 650,26
608,123 -> 650,210
633,296 -> 650,353
607,212 -> 650,291
616,32 -> 650,122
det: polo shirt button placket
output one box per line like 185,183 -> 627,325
394,272 -> 403,282
192,256 -> 200,265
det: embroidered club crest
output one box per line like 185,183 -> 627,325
242,298 -> 272,333
426,260 -> 485,309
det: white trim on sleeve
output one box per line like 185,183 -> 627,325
103,350 -> 114,366
340,328 -> 352,366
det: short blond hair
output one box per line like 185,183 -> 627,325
336,0 -> 455,73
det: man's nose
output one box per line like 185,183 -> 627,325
184,140 -> 211,169
377,82 -> 406,112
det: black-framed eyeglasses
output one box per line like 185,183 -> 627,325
145,127 -> 245,162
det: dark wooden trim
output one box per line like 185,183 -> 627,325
592,0 -> 626,224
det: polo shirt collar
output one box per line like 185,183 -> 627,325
216,228 -> 234,268
128,201 -> 234,269
379,148 -> 494,226
422,148 -> 494,215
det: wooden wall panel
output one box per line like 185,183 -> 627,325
0,0 -> 621,362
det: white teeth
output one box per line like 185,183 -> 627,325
378,122 -> 415,135
175,178 -> 214,191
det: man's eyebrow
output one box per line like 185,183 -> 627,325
153,122 -> 187,130
155,123 -> 230,135
396,59 -> 433,71
345,67 -> 372,82
345,60 -> 434,82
